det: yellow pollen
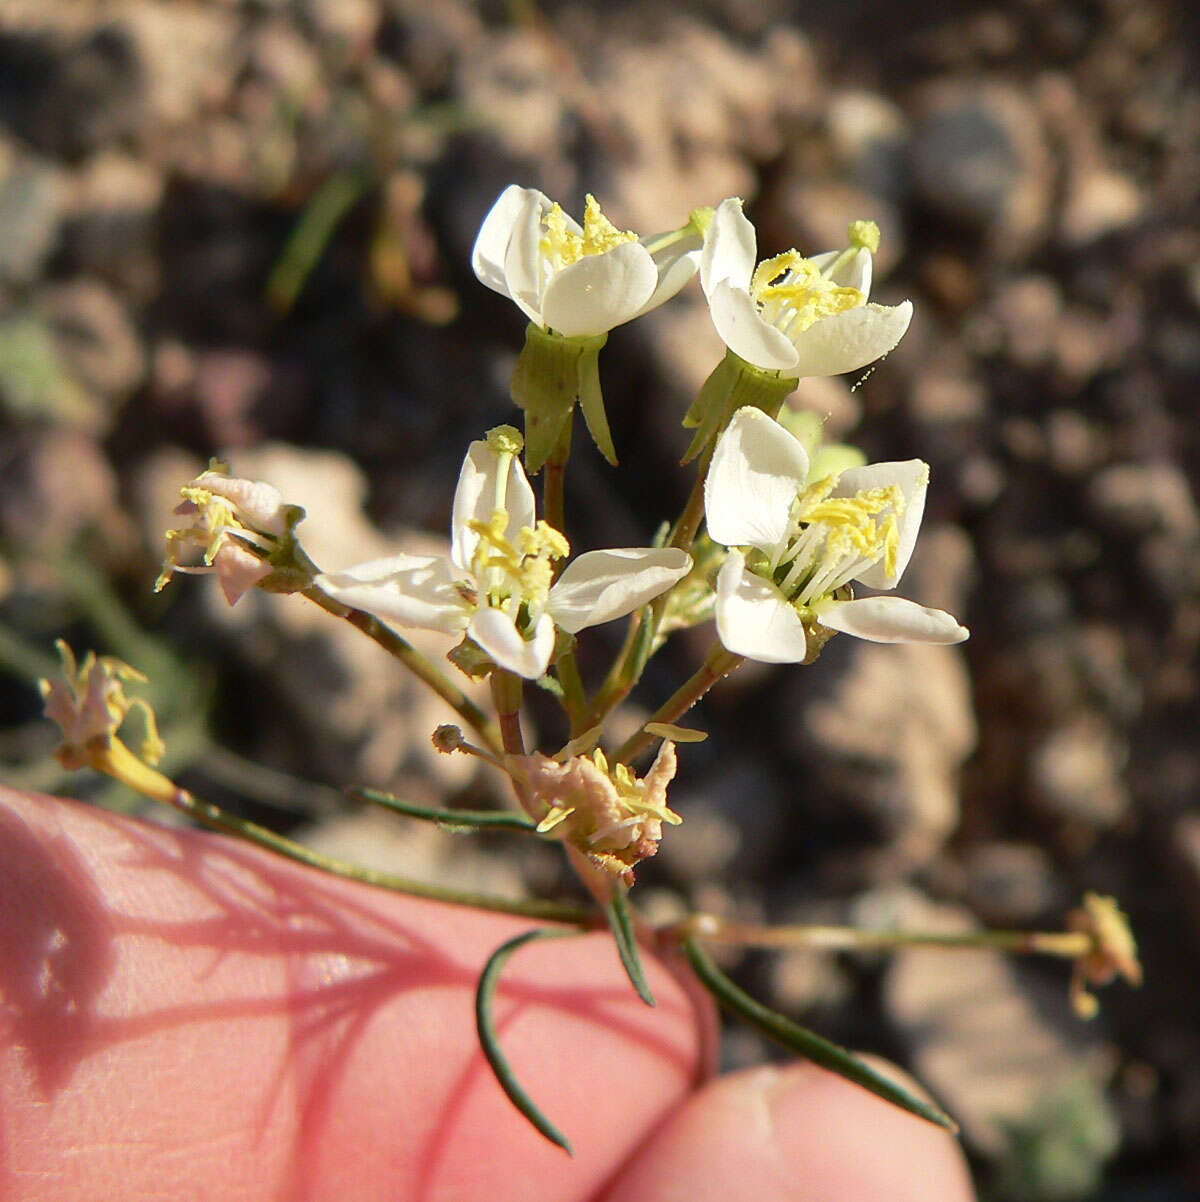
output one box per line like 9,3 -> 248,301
752,252 -> 864,334
848,219 -> 881,253
468,515 -> 568,610
796,480 -> 905,579
540,195 -> 637,267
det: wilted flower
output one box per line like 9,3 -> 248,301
704,407 -> 967,662
39,640 -> 163,770
699,198 -> 912,378
516,740 -> 680,886
1067,893 -> 1142,1019
315,427 -> 691,680
156,464 -> 305,605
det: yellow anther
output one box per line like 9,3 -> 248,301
752,253 -> 864,334
485,424 -> 524,456
539,195 -> 636,268
848,219 -> 881,253
518,520 -> 570,562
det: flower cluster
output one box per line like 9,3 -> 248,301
141,185 -> 961,885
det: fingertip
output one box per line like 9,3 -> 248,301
599,1061 -> 975,1202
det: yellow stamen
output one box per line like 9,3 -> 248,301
539,195 -> 637,267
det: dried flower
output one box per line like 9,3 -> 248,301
515,741 -> 680,886
1068,893 -> 1142,1019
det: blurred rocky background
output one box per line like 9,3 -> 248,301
1,0 -> 1197,1196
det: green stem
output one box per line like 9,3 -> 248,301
682,936 -> 957,1131
614,644 -> 742,763
94,738 -> 593,924
674,914 -> 1091,959
555,649 -> 588,736
542,411 -> 572,540
586,441 -> 717,729
266,170 -> 367,313
303,585 -> 503,755
349,786 -> 539,833
490,669 -> 526,758
476,928 -> 582,1153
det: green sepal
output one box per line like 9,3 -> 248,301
682,936 -> 958,1133
476,928 -> 582,1154
511,324 -> 613,472
347,787 -> 539,834
447,635 -> 495,679
681,349 -> 798,463
604,889 -> 656,1007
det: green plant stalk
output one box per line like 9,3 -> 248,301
675,914 -> 1092,959
476,927 -> 583,1154
303,585 -> 503,755
542,411 -> 572,540
349,786 -> 539,833
555,649 -> 589,736
91,736 -> 592,925
267,170 -> 367,313
682,936 -> 957,1132
605,889 -> 655,1006
614,644 -> 743,763
586,440 -> 717,728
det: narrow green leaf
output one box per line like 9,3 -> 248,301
682,937 -> 958,1133
348,787 -> 538,833
605,890 -> 656,1007
476,928 -> 580,1154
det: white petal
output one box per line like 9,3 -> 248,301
471,185 -> 549,298
546,547 -> 691,633
705,407 -> 810,552
450,440 -> 536,572
708,280 -> 799,372
469,608 -> 555,679
503,188 -> 553,325
714,552 -> 810,663
315,554 -> 470,634
539,242 -> 658,337
787,300 -> 913,378
815,596 -> 968,644
810,247 -> 873,296
700,198 -> 757,295
632,234 -> 702,318
833,459 -> 928,589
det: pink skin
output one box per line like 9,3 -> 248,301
0,788 -> 974,1201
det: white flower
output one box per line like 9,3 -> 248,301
471,185 -> 701,337
699,198 -> 913,377
315,428 -> 692,679
704,407 -> 967,662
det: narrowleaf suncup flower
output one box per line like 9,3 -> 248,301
699,198 -> 912,378
472,185 -> 704,471
681,200 -> 913,461
704,407 -> 967,663
314,427 -> 692,680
